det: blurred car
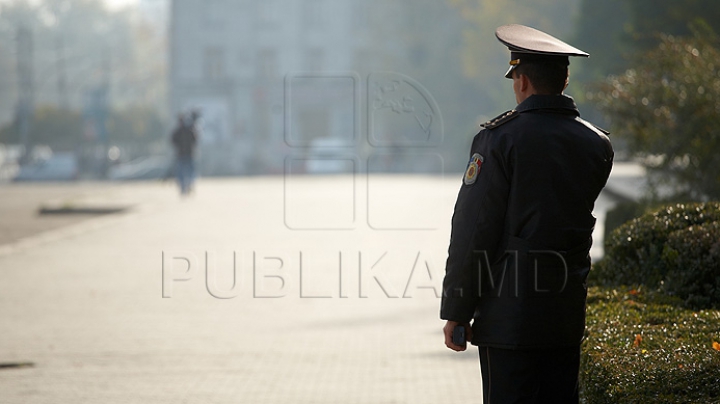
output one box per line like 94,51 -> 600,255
107,155 -> 172,180
13,153 -> 79,181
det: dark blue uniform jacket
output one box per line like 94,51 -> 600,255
440,94 -> 614,349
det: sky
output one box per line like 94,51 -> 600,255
0,0 -> 141,11
103,0 -> 138,11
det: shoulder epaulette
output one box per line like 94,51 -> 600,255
576,117 -> 610,135
592,123 -> 610,135
480,110 -> 519,129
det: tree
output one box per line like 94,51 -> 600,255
571,0 -> 633,84
0,105 -> 83,151
107,105 -> 166,146
0,0 -> 167,125
592,23 -> 720,199
446,0 -> 581,112
572,0 -> 720,84
625,0 -> 720,50
0,103 -> 167,152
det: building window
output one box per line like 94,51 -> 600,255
353,2 -> 370,29
303,0 -> 325,29
258,0 -> 280,26
204,47 -> 225,80
304,48 -> 325,72
236,49 -> 251,77
204,0 -> 226,28
354,49 -> 373,75
256,49 -> 277,78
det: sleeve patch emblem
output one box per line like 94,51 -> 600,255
463,153 -> 484,185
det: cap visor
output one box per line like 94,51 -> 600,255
504,65 -> 516,79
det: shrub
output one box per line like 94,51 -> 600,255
581,287 -> 720,403
596,202 -> 720,308
602,197 -> 702,243
662,221 -> 720,309
593,23 -> 720,199
603,200 -> 648,243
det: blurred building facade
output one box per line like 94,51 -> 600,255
169,0 -> 424,175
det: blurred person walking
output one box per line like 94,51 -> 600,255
170,112 -> 198,195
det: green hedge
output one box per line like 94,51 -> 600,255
581,287 -> 720,403
603,200 -> 649,243
596,202 -> 720,309
663,221 -> 720,309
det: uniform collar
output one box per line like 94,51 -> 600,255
516,94 -> 579,115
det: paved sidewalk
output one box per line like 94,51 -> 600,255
0,163 -> 641,404
0,182 -> 118,246
0,181 -> 179,247
0,176 -> 483,404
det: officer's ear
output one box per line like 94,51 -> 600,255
516,73 -> 532,93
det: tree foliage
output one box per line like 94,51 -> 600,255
573,0 -> 720,81
592,23 -> 720,199
106,105 -> 165,146
0,106 -> 82,150
0,0 -> 166,124
0,104 -> 166,151
446,0 -> 581,113
571,0 -> 633,84
625,0 -> 720,50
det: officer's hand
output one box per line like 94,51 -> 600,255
443,320 -> 473,352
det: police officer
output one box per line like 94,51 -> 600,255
440,24 -> 613,403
